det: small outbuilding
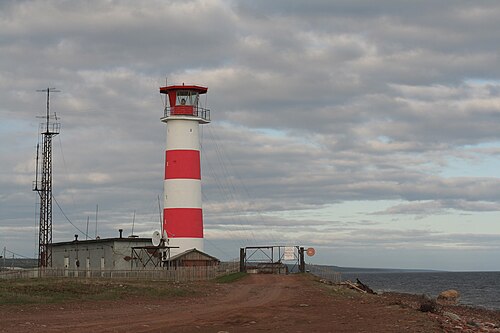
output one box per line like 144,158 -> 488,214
51,235 -> 155,271
165,248 -> 220,268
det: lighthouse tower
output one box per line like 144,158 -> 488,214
159,84 -> 210,255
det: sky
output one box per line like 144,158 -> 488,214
1,0 -> 500,271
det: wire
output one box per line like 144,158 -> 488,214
4,248 -> 32,259
52,194 -> 93,239
214,126 -> 280,245
204,238 -> 233,260
200,126 -> 249,246
206,126 -> 276,245
57,135 -> 77,209
202,154 -> 250,247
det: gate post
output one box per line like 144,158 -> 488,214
299,247 -> 305,273
239,247 -> 246,272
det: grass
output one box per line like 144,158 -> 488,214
214,272 -> 247,283
0,278 -> 199,305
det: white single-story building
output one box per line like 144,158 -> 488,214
51,234 -> 157,271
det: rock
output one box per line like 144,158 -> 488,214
437,289 -> 460,305
443,311 -> 461,322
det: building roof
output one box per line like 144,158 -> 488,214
51,237 -> 152,247
167,248 -> 220,262
159,85 -> 208,95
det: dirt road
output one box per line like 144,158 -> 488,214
0,274 -> 441,332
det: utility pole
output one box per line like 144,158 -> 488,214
2,247 -> 5,270
95,204 -> 98,239
33,88 -> 61,268
86,216 -> 89,240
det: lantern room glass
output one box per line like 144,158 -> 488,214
176,90 -> 199,106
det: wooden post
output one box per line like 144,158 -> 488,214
299,247 -> 305,273
239,248 -> 246,272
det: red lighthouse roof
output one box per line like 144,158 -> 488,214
159,84 -> 208,95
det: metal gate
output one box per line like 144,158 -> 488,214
239,246 -> 305,274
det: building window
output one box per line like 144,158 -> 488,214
176,91 -> 199,106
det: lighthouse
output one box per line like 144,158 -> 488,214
159,84 -> 210,255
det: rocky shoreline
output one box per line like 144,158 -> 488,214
319,277 -> 500,332
377,291 -> 500,332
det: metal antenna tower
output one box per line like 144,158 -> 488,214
33,87 -> 61,268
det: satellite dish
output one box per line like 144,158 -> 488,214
306,247 -> 316,257
152,231 -> 162,246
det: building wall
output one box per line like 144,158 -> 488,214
169,250 -> 220,268
51,239 -> 153,271
180,260 -> 217,267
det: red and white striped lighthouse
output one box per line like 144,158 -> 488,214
159,84 -> 210,254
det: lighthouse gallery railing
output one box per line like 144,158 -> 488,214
163,106 -> 210,122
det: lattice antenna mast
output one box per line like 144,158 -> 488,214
33,87 -> 61,268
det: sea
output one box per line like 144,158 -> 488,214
319,269 -> 500,311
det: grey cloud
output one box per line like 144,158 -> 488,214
373,200 -> 500,216
1,0 -> 500,269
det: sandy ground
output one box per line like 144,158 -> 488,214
0,274 -> 498,332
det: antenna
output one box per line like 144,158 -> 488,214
2,247 -> 5,270
157,195 -> 163,237
162,76 -> 168,108
85,216 -> 89,240
95,204 -> 98,238
131,210 -> 136,236
36,88 -> 60,133
33,87 -> 61,268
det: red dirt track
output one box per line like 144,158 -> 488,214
0,274 -> 453,332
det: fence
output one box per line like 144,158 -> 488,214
306,264 -> 342,284
0,261 -> 239,281
0,269 -> 40,279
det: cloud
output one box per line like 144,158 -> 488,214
373,200 -> 500,216
1,0 -> 500,270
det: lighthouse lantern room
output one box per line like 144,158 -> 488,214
160,84 -> 210,255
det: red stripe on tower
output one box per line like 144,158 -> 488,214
164,150 -> 201,180
163,208 -> 203,238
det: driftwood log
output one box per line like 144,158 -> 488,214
344,280 -> 367,293
341,279 -> 377,294
356,278 -> 376,294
